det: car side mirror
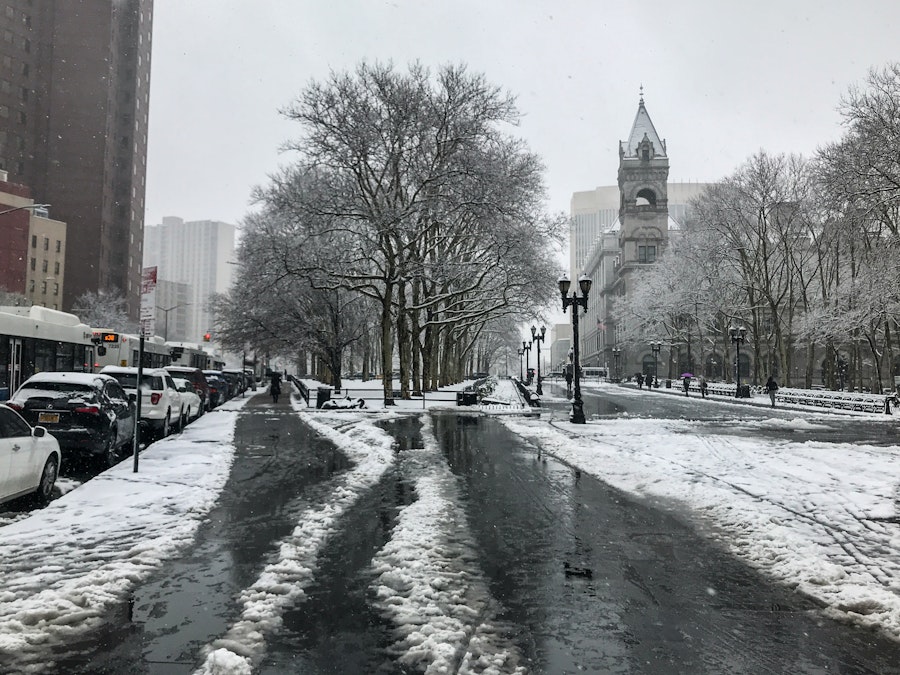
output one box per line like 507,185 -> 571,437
33,426 -> 46,438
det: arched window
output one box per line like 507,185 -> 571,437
635,188 -> 657,207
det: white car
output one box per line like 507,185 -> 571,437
0,403 -> 61,505
100,366 -> 183,440
172,378 -> 202,423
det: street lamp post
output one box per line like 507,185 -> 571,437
522,340 -> 532,385
531,325 -> 546,395
650,341 -> 662,388
612,347 -> 621,382
559,274 -> 592,424
730,326 -> 747,398
0,203 -> 50,217
517,348 -> 524,381
160,303 -> 191,342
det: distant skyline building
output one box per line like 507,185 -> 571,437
0,0 -> 154,318
144,217 -> 236,343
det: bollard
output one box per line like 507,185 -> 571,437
886,396 -> 893,415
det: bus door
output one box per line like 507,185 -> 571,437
8,338 -> 24,395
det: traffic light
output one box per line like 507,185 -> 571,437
203,332 -> 211,342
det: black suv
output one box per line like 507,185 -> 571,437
7,372 -> 136,467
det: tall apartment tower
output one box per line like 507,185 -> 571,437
144,217 -> 236,343
0,0 -> 153,318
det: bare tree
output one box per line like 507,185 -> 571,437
257,62 -> 563,402
72,289 -> 132,331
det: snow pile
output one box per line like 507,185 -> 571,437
0,397 -> 250,672
499,415 -> 900,640
195,412 -> 396,674
369,415 -> 527,674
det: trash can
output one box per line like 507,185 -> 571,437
665,379 -> 672,389
316,387 -> 332,408
456,390 -> 478,406
738,384 -> 751,398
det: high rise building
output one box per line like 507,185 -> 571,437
144,217 -> 236,343
0,0 -> 153,318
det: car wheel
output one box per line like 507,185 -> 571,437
178,408 -> 186,431
34,455 -> 59,505
162,412 -> 171,439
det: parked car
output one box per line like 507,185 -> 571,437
204,371 -> 232,403
165,366 -> 210,413
0,403 -> 62,505
221,369 -> 247,397
100,366 -> 183,441
171,378 -> 202,423
203,373 -> 228,409
6,372 -> 136,467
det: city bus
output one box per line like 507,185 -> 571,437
91,331 -> 172,370
167,341 -> 223,370
0,305 -> 96,398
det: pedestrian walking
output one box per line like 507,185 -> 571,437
683,376 -> 691,396
637,373 -> 644,389
765,375 -> 778,408
270,375 -> 282,404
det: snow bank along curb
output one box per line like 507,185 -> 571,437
0,396 -> 250,669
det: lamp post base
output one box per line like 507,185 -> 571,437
570,400 -> 586,424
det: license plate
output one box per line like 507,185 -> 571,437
38,412 -> 60,424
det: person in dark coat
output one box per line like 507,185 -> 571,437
636,373 -> 644,389
683,376 -> 691,396
700,376 -> 708,398
765,376 -> 778,408
270,375 -> 282,404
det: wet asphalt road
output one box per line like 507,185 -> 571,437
544,380 -> 900,448
6,389 -> 900,673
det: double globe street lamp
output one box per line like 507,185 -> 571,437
531,324 -> 546,395
559,274 -> 592,424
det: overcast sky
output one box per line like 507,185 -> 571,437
145,0 -> 900,227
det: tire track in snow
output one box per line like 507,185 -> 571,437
369,414 -> 528,675
194,415 -> 395,675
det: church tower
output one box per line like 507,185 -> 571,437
617,92 -> 670,272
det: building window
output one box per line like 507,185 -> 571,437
55,240 -> 61,252
41,280 -> 47,294
30,257 -> 35,270
43,236 -> 48,251
53,283 -> 59,296
638,245 -> 657,263
28,279 -> 34,292
41,259 -> 48,273
31,234 -> 36,248
54,261 -> 59,274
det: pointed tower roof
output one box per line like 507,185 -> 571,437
621,89 -> 667,158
